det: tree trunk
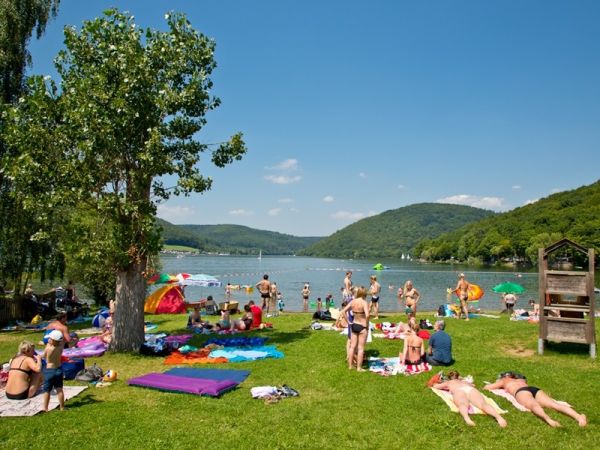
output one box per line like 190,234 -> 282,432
110,258 -> 147,352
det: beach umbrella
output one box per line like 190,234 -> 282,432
453,283 -> 485,301
92,310 -> 110,328
492,282 -> 525,294
179,273 -> 222,287
146,273 -> 177,285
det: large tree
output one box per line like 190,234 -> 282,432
0,0 -> 60,294
4,9 -> 246,350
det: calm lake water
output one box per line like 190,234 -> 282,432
160,255 -> 545,312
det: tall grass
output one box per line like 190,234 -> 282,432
0,312 -> 597,449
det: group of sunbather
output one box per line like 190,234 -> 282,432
187,300 -> 262,332
433,370 -> 587,428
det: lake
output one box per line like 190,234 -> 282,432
159,255 -> 544,312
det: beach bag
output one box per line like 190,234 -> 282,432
75,363 -> 103,382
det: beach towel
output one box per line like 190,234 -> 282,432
163,350 -> 228,365
0,386 -> 88,417
486,388 -> 570,412
431,388 -> 507,415
368,357 -> 431,376
208,346 -> 284,362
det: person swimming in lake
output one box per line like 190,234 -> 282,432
433,371 -> 507,428
484,372 -> 586,427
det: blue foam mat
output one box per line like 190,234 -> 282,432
164,367 -> 250,383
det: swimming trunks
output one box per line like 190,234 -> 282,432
371,296 -> 379,303
42,367 -> 64,393
515,386 -> 540,398
261,292 -> 270,299
6,389 -> 29,400
405,307 -> 413,314
351,323 -> 366,334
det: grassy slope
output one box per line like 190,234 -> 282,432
0,313 -> 598,449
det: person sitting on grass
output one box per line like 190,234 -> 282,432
484,372 -> 587,427
400,321 -> 425,368
101,311 -> 114,344
45,313 -> 72,347
433,371 -> 507,428
215,308 -> 231,331
232,304 -> 254,331
187,305 -> 203,329
426,320 -> 453,366
5,341 -> 43,400
41,330 -> 65,412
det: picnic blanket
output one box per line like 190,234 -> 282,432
0,386 -> 87,417
368,357 -> 431,376
486,388 -> 570,412
431,388 -> 507,415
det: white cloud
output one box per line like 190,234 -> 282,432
367,210 -> 377,217
264,174 -> 302,185
267,158 -> 298,171
278,198 -> 293,204
156,204 -> 194,223
436,194 -> 507,210
359,172 -> 367,178
331,210 -> 366,221
397,184 -> 405,189
512,185 -> 521,190
267,208 -> 281,216
323,195 -> 334,203
289,207 -> 299,213
228,208 -> 254,216
524,198 -> 539,206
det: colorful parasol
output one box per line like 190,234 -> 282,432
146,273 -> 177,285
492,282 -> 525,294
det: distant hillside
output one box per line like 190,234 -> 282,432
414,180 -> 600,264
298,203 -> 494,258
157,219 -> 322,255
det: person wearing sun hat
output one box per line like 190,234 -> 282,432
41,329 -> 65,412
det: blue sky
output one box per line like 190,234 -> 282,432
27,0 -> 600,236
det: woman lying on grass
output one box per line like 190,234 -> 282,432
484,372 -> 587,427
433,371 -> 507,428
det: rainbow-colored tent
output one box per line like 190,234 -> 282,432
144,285 -> 186,314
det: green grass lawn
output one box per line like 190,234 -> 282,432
1,312 -> 598,449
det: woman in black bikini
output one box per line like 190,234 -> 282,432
400,322 -> 425,366
339,286 -> 370,371
5,341 -> 43,400
484,372 -> 587,427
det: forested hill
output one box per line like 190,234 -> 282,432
157,219 -> 322,255
413,180 -> 600,264
297,203 -> 494,258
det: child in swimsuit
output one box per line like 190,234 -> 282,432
41,330 -> 65,412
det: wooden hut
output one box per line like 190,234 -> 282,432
538,238 -> 596,358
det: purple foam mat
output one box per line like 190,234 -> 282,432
127,373 -> 239,397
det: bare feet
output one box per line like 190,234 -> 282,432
465,418 -> 476,426
546,419 -> 561,428
357,368 -> 366,372
497,417 -> 508,428
577,414 -> 587,427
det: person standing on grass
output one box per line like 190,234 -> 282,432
339,286 -> 370,372
301,283 -> 310,312
41,330 -> 65,412
402,280 -> 420,317
453,273 -> 471,321
255,274 -> 271,311
269,281 -> 278,316
484,372 -> 587,427
369,275 -> 381,320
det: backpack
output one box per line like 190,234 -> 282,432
75,363 -> 103,382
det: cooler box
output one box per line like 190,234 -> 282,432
63,358 -> 85,380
